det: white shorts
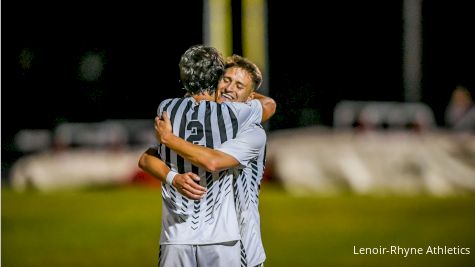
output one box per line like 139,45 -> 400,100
159,240 -> 241,267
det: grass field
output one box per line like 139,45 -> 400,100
2,183 -> 475,267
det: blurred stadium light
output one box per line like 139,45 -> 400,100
78,51 -> 104,82
203,0 -> 233,57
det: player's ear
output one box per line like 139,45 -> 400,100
247,91 -> 255,101
215,89 -> 221,102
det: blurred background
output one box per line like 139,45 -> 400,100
2,0 -> 475,266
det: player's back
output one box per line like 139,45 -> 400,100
157,96 -> 261,245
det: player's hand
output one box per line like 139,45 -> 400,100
172,172 -> 207,200
155,112 -> 173,143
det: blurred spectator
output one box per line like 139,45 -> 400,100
445,85 -> 475,132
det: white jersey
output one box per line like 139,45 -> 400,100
157,97 -> 262,245
217,124 -> 267,266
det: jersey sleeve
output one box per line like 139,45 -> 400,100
155,98 -> 174,151
215,123 -> 266,168
157,98 -> 174,116
226,99 -> 263,130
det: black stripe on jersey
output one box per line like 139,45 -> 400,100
169,98 -> 185,123
214,171 -> 232,211
205,191 -> 213,201
217,104 -> 227,143
192,165 -> 199,178
177,101 -> 193,173
241,175 -> 250,209
204,101 -> 214,148
250,160 -> 259,208
162,99 -> 174,113
204,102 -> 214,189
191,106 -> 200,179
234,158 -> 260,214
191,104 -> 199,120
224,178 -> 232,197
205,203 -> 213,212
205,172 -> 214,189
158,245 -> 162,267
166,98 -> 185,165
225,105 -> 238,138
169,187 -> 176,198
240,241 -> 248,267
190,165 -> 199,187
162,195 -> 186,222
204,171 -> 226,222
157,99 -> 174,160
262,145 -> 267,169
233,175 -> 241,213
162,195 -> 177,211
260,145 -> 267,194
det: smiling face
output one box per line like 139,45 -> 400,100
217,67 -> 255,103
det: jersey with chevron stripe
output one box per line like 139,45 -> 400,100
217,124 -> 267,266
157,97 -> 262,245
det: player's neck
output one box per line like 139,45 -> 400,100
192,92 -> 216,102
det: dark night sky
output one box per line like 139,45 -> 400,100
2,0 -> 475,166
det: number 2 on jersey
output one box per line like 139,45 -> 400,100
186,120 -> 204,144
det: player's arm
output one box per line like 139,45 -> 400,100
155,113 -> 242,172
138,147 -> 207,200
252,92 -> 276,123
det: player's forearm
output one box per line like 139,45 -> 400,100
254,92 -> 276,122
161,134 -> 239,172
138,148 -> 170,183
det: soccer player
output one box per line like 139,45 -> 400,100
139,45 -> 274,267
151,54 -> 273,266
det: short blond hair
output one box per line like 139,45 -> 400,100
225,55 -> 262,90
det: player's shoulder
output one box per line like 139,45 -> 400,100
157,97 -> 194,115
162,96 -> 193,103
222,99 -> 261,110
246,123 -> 266,134
159,97 -> 194,107
241,123 -> 267,145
